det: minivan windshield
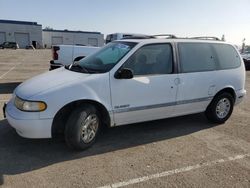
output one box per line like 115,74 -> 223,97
68,41 -> 136,73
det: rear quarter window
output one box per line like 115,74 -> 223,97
178,43 -> 241,73
211,44 -> 241,70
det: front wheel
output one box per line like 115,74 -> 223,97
65,105 -> 101,150
205,93 -> 234,124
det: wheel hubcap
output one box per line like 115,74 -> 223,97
81,114 -> 99,143
216,98 -> 231,119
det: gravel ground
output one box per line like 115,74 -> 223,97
0,49 -> 249,188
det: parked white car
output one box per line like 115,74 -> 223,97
4,37 -> 246,150
50,44 -> 99,70
241,52 -> 250,60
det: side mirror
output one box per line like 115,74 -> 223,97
115,68 -> 133,79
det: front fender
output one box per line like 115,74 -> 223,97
30,74 -> 112,119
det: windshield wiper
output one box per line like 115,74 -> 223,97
69,64 -> 89,73
65,63 -> 105,73
64,65 -> 70,70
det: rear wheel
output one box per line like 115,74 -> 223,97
64,105 -> 101,150
205,93 -> 234,124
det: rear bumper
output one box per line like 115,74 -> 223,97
235,89 -> 246,105
50,60 -> 63,70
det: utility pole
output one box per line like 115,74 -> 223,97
242,38 -> 246,53
221,34 -> 225,41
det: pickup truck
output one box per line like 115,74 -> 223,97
50,45 -> 99,70
50,33 -> 149,70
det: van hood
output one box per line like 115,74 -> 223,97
15,68 -> 89,99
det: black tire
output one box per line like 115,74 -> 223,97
205,93 -> 234,124
64,105 -> 101,150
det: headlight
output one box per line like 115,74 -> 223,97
14,96 -> 47,112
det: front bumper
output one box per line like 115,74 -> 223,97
5,100 -> 53,138
50,60 -> 63,71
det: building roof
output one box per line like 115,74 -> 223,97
43,29 -> 101,35
0,19 -> 42,26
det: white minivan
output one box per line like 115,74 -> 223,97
3,37 -> 246,150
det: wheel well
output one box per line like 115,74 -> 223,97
213,87 -> 236,102
52,100 -> 110,138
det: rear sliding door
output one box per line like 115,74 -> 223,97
174,43 -> 217,116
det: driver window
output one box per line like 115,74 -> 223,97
123,43 -> 173,76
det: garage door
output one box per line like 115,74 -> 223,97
0,32 -> 6,44
15,33 -> 29,48
88,38 -> 98,46
52,37 -> 63,45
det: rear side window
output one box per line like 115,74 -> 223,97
178,43 -> 241,73
178,43 -> 216,73
212,44 -> 241,69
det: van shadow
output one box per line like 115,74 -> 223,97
0,113 -> 216,185
0,82 -> 21,94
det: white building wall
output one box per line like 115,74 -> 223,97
0,23 -> 42,48
42,30 -> 104,48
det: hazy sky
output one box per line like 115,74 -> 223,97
1,0 -> 249,45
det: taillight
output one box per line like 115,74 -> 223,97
52,46 -> 60,60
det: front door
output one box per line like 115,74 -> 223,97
110,43 -> 178,125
